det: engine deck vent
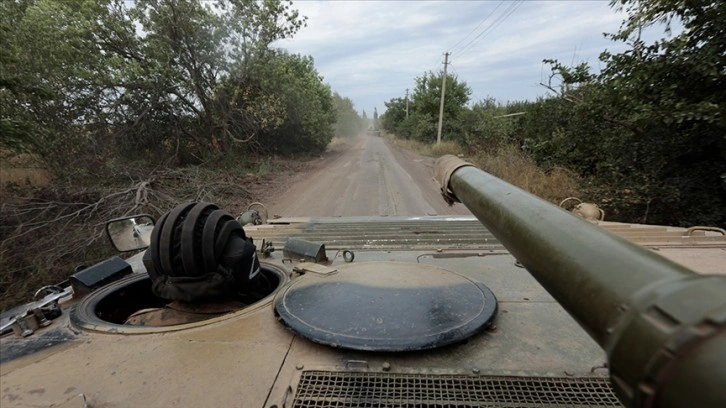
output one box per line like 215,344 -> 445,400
292,371 -> 622,408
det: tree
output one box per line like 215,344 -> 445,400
242,51 -> 335,153
1,0 -> 311,173
410,71 -> 470,142
383,71 -> 471,142
1,0 -> 117,166
381,98 -> 406,133
458,98 -> 523,153
541,0 -> 726,226
121,0 -> 306,154
332,93 -> 363,138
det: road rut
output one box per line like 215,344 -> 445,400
269,135 -> 472,217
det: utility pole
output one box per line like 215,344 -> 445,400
405,89 -> 409,119
436,52 -> 450,145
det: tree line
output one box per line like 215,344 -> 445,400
382,0 -> 725,227
1,0 -> 364,178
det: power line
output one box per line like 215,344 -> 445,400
448,1 -> 506,54
452,0 -> 524,61
452,2 -> 518,58
453,0 -> 522,60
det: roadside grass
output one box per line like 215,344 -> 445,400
470,146 -> 580,204
431,141 -> 462,157
327,137 -> 349,152
385,133 -> 580,204
385,134 -> 463,157
257,157 -> 272,176
385,134 -> 432,155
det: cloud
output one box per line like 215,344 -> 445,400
275,1 -> 664,113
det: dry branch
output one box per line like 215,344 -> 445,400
1,166 -> 255,311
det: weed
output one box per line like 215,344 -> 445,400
385,134 -> 580,204
257,157 -> 272,176
470,146 -> 580,204
386,135 -> 463,158
327,137 -> 349,152
431,141 -> 462,157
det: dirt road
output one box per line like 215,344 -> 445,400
268,134 -> 472,217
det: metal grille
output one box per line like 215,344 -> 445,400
249,218 -> 503,250
292,371 -> 622,408
247,217 -> 726,251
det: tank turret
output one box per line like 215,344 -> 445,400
434,155 -> 726,408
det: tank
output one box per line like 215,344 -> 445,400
1,157 -> 724,408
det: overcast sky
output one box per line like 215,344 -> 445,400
274,0 -> 652,115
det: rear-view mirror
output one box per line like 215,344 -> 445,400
105,215 -> 155,252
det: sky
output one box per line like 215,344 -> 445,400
274,0 -> 653,115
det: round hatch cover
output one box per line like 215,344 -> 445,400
274,261 -> 497,351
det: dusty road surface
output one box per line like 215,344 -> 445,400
268,134 -> 472,217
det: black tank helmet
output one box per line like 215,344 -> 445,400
142,202 -> 261,302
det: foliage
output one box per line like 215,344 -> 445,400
119,0 -> 306,155
382,71 -> 470,143
540,0 -> 726,226
332,92 -> 364,138
243,51 -> 335,154
1,0 -> 346,177
381,97 -> 406,134
459,98 -> 524,154
1,0 -> 110,166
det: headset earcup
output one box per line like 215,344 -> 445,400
201,209 -> 233,275
181,202 -> 218,277
159,202 -> 195,277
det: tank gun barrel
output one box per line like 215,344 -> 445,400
434,155 -> 726,408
